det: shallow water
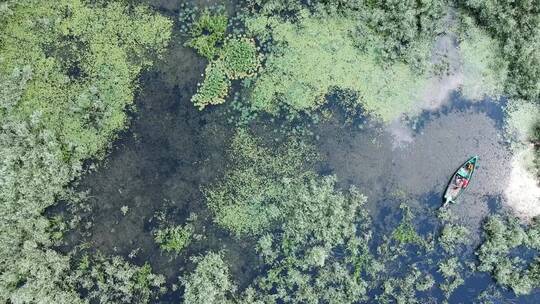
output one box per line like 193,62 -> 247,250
62,1 -> 540,302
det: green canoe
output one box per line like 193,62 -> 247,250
443,156 -> 478,205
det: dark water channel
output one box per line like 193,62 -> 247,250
60,1 -> 540,302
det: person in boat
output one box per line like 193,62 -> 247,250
454,163 -> 474,189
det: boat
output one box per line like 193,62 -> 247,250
442,156 -> 478,206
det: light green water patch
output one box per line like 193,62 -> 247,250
245,10 -> 429,122
458,16 -> 508,101
504,98 -> 540,144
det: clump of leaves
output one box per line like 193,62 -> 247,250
71,254 -> 166,304
181,252 -> 236,304
154,223 -> 193,255
437,207 -> 471,254
377,265 -> 434,303
191,36 -> 260,109
438,257 -> 464,297
204,129 -> 316,236
392,204 -> 425,246
185,10 -> 228,60
192,60 -> 231,109
220,37 -> 260,79
439,223 -> 470,253
477,215 -> 540,295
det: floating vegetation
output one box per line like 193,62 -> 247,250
187,10 -> 260,110
246,10 -> 429,121
181,252 -> 236,304
477,215 -> 540,295
438,257 -> 465,298
185,10 -> 228,60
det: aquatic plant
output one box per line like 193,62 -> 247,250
154,224 -> 193,255
189,33 -> 260,109
220,37 -> 260,79
246,10 -> 428,121
0,1 -> 171,301
71,254 -> 166,304
354,0 -> 444,67
204,129 -> 317,236
377,265 -> 434,303
477,215 -> 540,295
392,204 -> 425,246
459,0 -> 540,101
458,16 -> 508,101
192,60 -> 231,109
181,252 -> 236,304
185,10 -> 228,60
204,130 -> 376,302
439,223 -> 470,254
247,176 -> 373,303
438,257 -> 465,297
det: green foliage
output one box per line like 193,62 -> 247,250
439,223 -> 470,253
459,0 -> 540,101
205,130 -> 375,303
377,265 -> 434,304
458,16 -> 508,100
477,215 -> 540,295
0,0 -> 171,301
248,176 -> 372,303
504,99 -> 540,143
71,255 -> 166,304
392,204 -> 424,246
192,60 -> 231,109
221,37 -> 260,79
354,0 -> 444,66
205,129 -> 317,236
154,224 -> 193,255
185,10 -> 228,60
191,37 -> 260,110
246,10 -> 428,121
438,257 -> 465,297
181,252 -> 236,304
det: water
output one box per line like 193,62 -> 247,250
59,0 -> 540,302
